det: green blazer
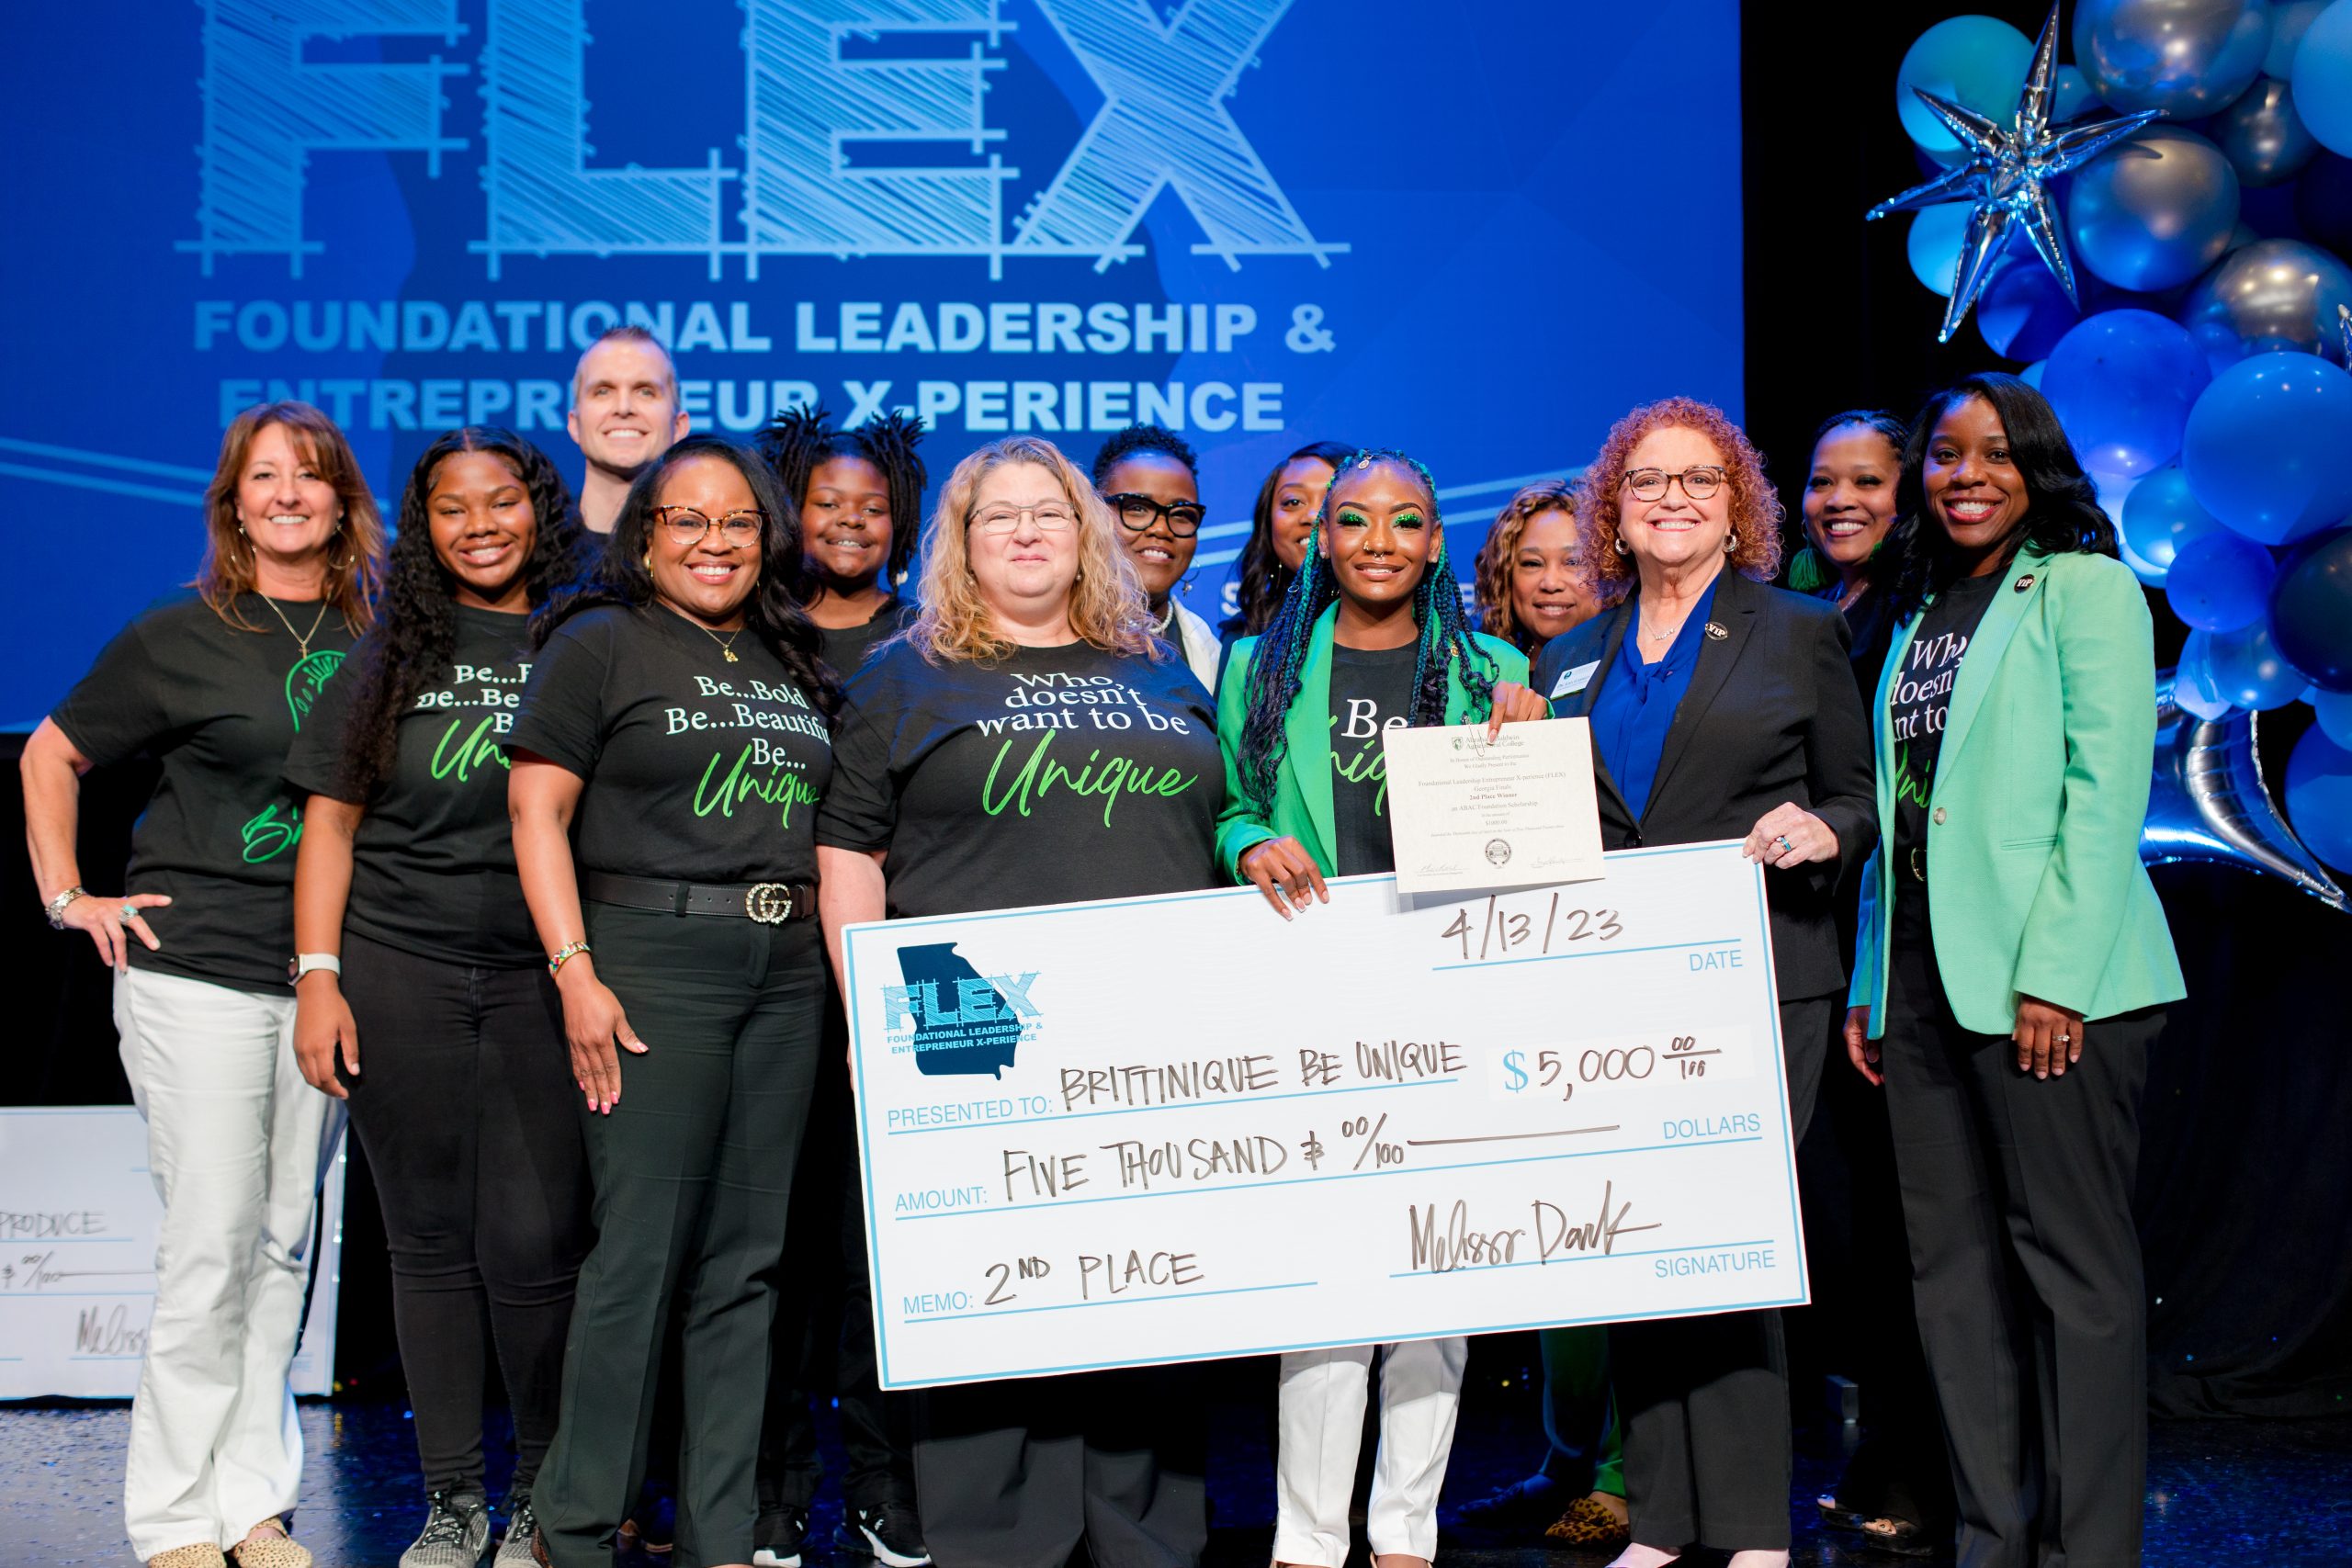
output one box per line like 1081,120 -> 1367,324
1215,604 -> 1528,879
1851,548 -> 2186,1035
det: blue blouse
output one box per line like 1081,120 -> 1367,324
1589,578 -> 1720,819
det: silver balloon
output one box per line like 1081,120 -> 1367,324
2065,125 -> 2242,290
2213,74 -> 2320,184
2178,237 -> 2352,370
2146,671 -> 2347,908
2076,0 -> 2274,116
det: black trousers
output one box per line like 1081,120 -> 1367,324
340,931 -> 591,1498
536,906 -> 826,1568
1614,994 -> 1831,1552
913,1368 -> 1208,1568
759,1012 -> 917,1522
1880,914 -> 2161,1568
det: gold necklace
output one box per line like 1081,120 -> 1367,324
256,593 -> 332,660
699,624 -> 744,663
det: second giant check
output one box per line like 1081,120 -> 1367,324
842,840 -> 1805,1389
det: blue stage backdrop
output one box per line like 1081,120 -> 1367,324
0,0 -> 1742,723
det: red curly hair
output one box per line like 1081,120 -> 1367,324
1578,397 -> 1783,588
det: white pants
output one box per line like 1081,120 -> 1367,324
115,967 -> 342,1559
1273,1337 -> 1467,1565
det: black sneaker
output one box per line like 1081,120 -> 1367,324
840,1499 -> 931,1568
752,1506 -> 808,1568
401,1490 -> 492,1567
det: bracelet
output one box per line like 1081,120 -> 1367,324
547,940 -> 592,979
44,886 -> 87,931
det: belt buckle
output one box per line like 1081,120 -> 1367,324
744,882 -> 792,924
1907,846 -> 1927,883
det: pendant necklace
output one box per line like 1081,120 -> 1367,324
256,593 -> 332,661
699,624 -> 744,663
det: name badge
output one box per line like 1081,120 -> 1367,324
1549,660 -> 1600,700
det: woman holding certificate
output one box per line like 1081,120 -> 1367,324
815,435 -> 1222,1568
1524,399 -> 1873,1568
1216,448 -> 1530,1568
1845,373 -> 2183,1568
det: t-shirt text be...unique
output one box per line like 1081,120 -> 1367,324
664,674 -> 830,828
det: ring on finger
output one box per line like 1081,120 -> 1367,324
115,905 -> 135,926
1774,834 -> 1793,853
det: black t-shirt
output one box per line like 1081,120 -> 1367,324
51,592 -> 358,992
509,603 -> 833,885
284,605 -> 540,967
819,597 -> 919,678
1887,572 -> 2000,886
1326,641 -> 1419,877
816,639 -> 1222,919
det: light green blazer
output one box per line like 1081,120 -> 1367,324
1215,604 -> 1528,879
1851,548 -> 2186,1035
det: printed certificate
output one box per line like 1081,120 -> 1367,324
1381,717 -> 1605,895
842,841 -> 1805,1388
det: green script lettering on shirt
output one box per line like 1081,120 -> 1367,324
241,801 -> 303,863
1330,745 -> 1389,817
980,731 -> 1197,826
694,741 -> 822,827
429,715 -> 511,783
285,649 -> 345,730
1893,745 -> 1932,809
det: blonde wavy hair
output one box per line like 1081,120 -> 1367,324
1579,397 -> 1783,589
198,401 -> 384,633
904,436 -> 1162,664
1473,479 -> 1582,650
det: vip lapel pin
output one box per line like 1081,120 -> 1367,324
1704,621 -> 1728,639
2014,573 -> 2035,592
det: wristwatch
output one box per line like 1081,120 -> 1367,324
288,953 -> 343,984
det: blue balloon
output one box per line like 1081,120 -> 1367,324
2041,309 -> 2214,475
2121,464 -> 2226,571
2267,0 -> 2329,76
2292,0 -> 2352,156
2066,127 -> 2242,291
2181,352 -> 2352,544
1976,258 -> 2084,359
2313,686 -> 2352,745
2284,727 -> 2352,870
2267,522 -> 2352,688
2208,616 -> 2312,707
2077,0 -> 2273,117
2177,629 -> 2236,716
1897,17 -> 2034,158
2167,531 -> 2278,627
2055,62 -> 2100,121
1907,203 -> 1973,296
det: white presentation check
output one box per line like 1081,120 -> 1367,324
842,840 -> 1806,1390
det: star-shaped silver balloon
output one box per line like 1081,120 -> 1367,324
2144,673 -> 2346,910
2339,302 -> 2350,364
1868,0 -> 2161,343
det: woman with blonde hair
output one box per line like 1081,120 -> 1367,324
21,401 -> 383,1568
816,435 -> 1224,1568
1472,479 -> 1603,656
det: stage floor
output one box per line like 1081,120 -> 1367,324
8,1385 -> 2349,1566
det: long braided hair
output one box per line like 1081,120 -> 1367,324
1236,449 -> 1499,816
535,434 -> 843,719
334,427 -> 583,799
753,404 -> 929,592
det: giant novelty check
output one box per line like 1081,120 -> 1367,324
842,840 -> 1805,1389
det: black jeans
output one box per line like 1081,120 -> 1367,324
759,1012 -> 918,1524
535,905 -> 826,1568
339,931 -> 592,1497
1880,902 -> 2161,1568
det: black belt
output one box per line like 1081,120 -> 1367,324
583,871 -> 817,924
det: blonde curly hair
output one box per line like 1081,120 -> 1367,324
903,436 -> 1163,664
1579,397 -> 1783,588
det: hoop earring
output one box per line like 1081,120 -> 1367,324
1613,537 -> 1629,556
641,551 -> 653,572
1724,530 -> 1737,553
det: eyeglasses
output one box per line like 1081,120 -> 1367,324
1622,467 -> 1727,503
653,506 -> 765,547
1102,492 -> 1207,537
967,502 -> 1078,536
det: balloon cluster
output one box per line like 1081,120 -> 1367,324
1886,0 -> 2352,889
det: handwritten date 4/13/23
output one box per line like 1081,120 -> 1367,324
1440,890 -> 1621,964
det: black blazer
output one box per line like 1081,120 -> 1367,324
1531,569 -> 1876,1001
